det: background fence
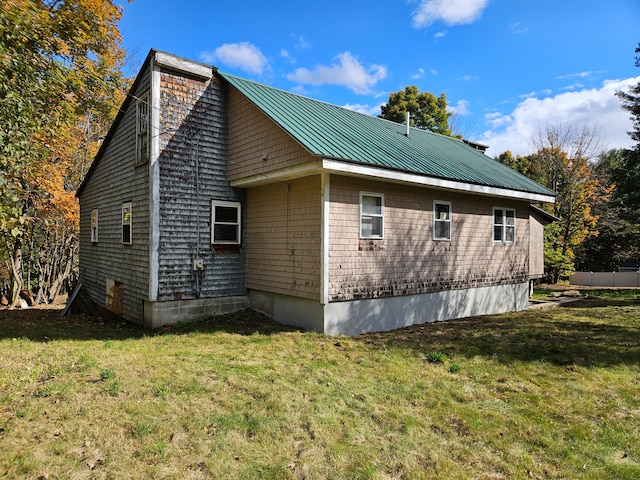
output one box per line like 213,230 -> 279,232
570,271 -> 640,287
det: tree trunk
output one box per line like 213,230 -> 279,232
48,234 -> 76,302
9,237 -> 24,308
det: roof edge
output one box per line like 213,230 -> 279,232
231,158 -> 556,203
530,204 -> 560,223
76,49 -> 216,198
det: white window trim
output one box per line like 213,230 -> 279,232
122,202 -> 132,245
433,201 -> 452,241
91,209 -> 98,243
211,200 -> 241,245
136,93 -> 150,166
493,207 -> 516,243
360,192 -> 384,239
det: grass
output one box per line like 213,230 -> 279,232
0,292 -> 639,479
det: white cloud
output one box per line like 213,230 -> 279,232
412,0 -> 489,28
434,31 -> 447,42
485,112 -> 512,128
560,83 -> 586,92
280,48 -> 296,64
518,89 -> 552,99
200,42 -> 269,75
343,103 -> 384,116
295,35 -> 311,50
449,99 -> 470,115
479,77 -> 640,157
508,21 -> 528,34
286,52 -> 387,94
555,71 -> 604,80
412,67 -> 425,79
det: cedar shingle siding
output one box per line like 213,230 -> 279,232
78,50 -> 554,334
78,64 -> 151,325
328,176 -> 529,301
245,176 -> 321,300
157,70 -> 245,301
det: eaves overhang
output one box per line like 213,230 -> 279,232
230,158 -> 556,204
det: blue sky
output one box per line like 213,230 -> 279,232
117,0 -> 640,157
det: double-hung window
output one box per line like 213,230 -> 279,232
122,202 -> 132,244
136,94 -> 149,165
493,208 -> 515,243
360,193 -> 384,239
212,201 -> 241,245
433,201 -> 451,241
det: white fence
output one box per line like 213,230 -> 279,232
570,271 -> 640,287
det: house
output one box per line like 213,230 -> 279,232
76,50 -> 555,336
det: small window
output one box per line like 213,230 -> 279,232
433,201 -> 451,241
91,209 -> 98,243
493,208 -> 515,243
122,202 -> 132,244
212,201 -> 241,244
136,94 -> 149,165
360,193 -> 384,239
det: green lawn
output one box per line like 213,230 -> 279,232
1,291 -> 639,479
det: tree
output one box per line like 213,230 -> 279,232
531,124 -> 604,282
0,0 -> 128,306
379,85 -> 454,136
614,43 -> 640,225
495,124 -> 604,282
495,150 -> 532,176
575,149 -> 638,271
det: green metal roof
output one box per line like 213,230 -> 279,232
221,72 -> 555,198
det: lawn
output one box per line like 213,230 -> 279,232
1,290 -> 639,479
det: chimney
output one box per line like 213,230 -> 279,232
405,111 -> 410,137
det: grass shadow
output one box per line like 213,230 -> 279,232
0,307 -> 145,342
165,309 -> 305,336
2,294 -> 638,369
0,307 -> 299,342
356,296 -> 640,368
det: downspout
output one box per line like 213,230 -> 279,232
194,133 -> 203,298
321,173 -> 330,305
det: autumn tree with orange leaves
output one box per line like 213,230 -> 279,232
496,123 -> 605,283
0,0 -> 128,306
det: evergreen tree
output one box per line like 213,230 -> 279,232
614,43 -> 640,225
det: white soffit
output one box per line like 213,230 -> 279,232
322,159 -> 556,203
230,158 -> 555,203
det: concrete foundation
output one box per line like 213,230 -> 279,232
143,295 -> 249,329
250,282 -> 530,336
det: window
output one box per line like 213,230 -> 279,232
493,208 -> 515,243
360,193 -> 384,239
212,201 -> 241,244
136,94 -> 149,165
91,209 -> 98,243
433,201 -> 451,241
122,203 -> 132,244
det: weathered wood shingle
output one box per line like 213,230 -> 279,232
157,70 -> 245,301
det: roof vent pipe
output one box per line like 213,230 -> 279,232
405,111 -> 410,137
